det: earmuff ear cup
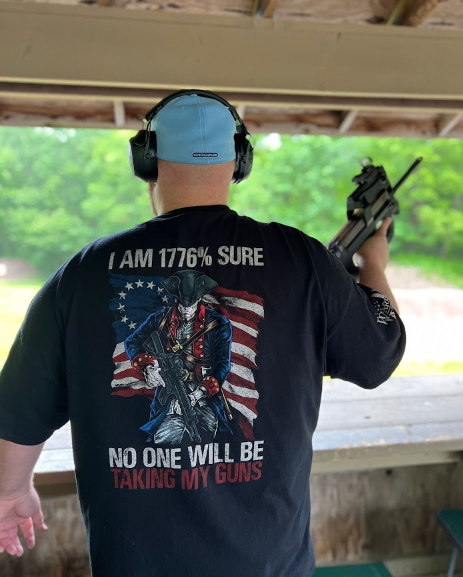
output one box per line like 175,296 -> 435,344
232,133 -> 254,184
129,130 -> 158,182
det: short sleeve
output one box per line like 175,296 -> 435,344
305,235 -> 406,389
0,268 -> 69,445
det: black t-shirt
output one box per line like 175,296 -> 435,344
0,205 -> 405,577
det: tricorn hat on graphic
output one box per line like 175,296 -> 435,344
162,270 -> 217,307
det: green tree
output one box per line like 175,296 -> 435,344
231,134 -> 463,260
1,127 -> 462,277
0,128 -> 147,275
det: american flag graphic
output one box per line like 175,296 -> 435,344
109,273 -> 264,439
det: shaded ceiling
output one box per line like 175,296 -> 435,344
1,0 -> 463,138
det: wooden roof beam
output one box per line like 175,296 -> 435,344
2,100 -> 462,139
252,0 -> 281,18
2,2 -> 463,102
113,100 -> 125,127
387,0 -> 445,26
236,105 -> 246,120
2,83 -> 463,117
438,113 -> 462,137
338,110 -> 359,134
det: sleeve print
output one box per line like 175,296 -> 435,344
367,289 -> 397,325
325,282 -> 406,389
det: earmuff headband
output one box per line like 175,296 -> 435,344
142,89 -> 250,138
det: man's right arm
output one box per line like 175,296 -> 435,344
355,218 -> 399,312
307,219 -> 406,389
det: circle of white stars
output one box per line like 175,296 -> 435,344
117,279 -> 170,332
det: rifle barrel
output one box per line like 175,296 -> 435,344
392,157 -> 423,193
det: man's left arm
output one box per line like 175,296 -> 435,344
0,262 -> 74,556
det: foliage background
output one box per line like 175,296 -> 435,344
1,127 -> 462,279
1,127 -> 463,374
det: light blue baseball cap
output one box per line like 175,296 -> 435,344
152,93 -> 237,165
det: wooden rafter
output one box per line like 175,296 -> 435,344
2,95 -> 463,139
338,110 -> 359,134
236,105 -> 246,120
1,0 -> 463,29
2,83 -> 463,116
438,113 -> 462,137
387,0 -> 445,26
252,0 -> 281,18
113,100 -> 125,127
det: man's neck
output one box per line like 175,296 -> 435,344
151,184 -> 230,216
150,159 -> 234,216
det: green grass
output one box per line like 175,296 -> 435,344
393,360 -> 463,377
392,253 -> 463,289
0,281 -> 41,368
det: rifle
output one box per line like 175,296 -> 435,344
143,331 -> 202,444
327,157 -> 422,277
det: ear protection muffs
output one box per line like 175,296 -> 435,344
128,89 -> 253,184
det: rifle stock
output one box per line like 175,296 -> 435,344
143,331 -> 202,444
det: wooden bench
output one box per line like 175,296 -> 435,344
438,509 -> 463,577
315,563 -> 393,577
34,374 -> 463,486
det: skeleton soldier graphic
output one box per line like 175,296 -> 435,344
125,270 -> 233,445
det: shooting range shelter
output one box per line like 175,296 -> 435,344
0,1 -> 463,576
1,0 -> 463,136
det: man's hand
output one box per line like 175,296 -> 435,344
189,387 -> 206,407
142,360 -> 166,389
0,485 -> 47,556
354,217 -> 391,272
